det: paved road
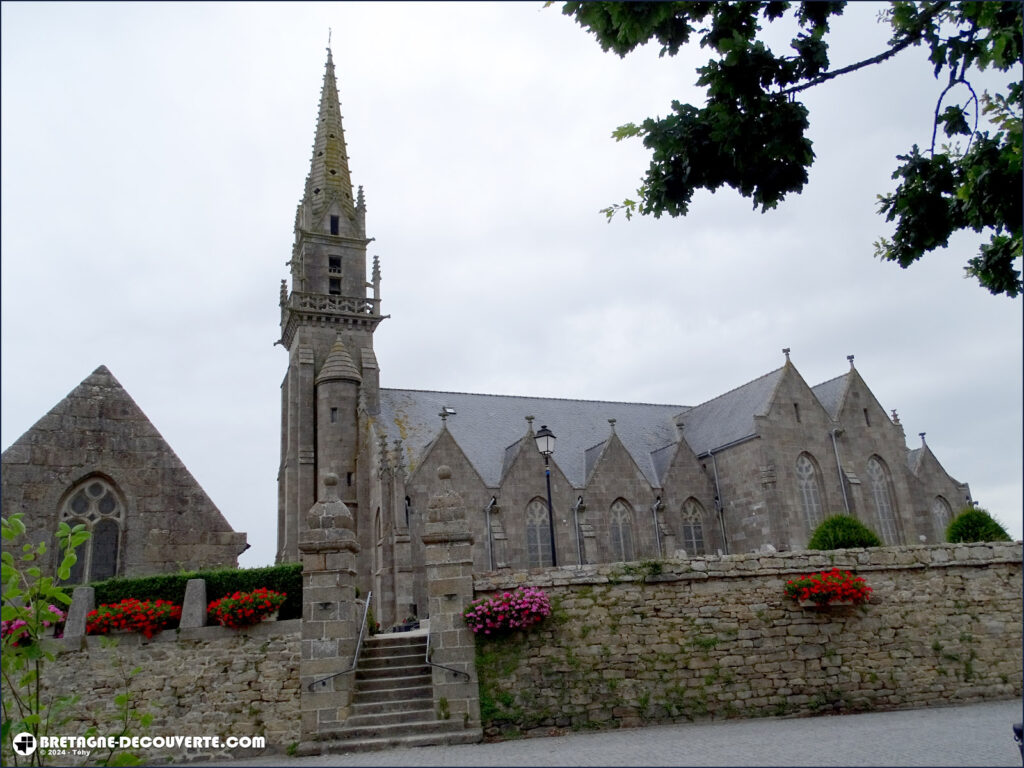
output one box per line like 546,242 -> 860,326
209,698 -> 1023,767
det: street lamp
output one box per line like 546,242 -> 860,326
534,424 -> 557,567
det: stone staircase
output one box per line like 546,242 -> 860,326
308,626 -> 480,754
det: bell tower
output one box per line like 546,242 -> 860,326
277,47 -> 385,563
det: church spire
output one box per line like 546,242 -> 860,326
303,46 -> 356,223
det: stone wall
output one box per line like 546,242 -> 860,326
471,543 -> 1022,737
43,621 -> 301,762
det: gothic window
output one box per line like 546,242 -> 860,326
680,498 -> 706,556
526,498 -> 552,569
931,496 -> 953,538
866,456 -> 900,544
608,500 -> 635,563
329,278 -> 341,296
329,215 -> 339,235
328,255 -> 341,274
795,453 -> 824,532
59,477 -> 124,583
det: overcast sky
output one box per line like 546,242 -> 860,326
2,2 -> 1020,567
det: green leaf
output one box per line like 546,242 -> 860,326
610,122 -> 642,141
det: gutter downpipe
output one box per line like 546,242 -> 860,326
651,497 -> 663,558
572,495 -> 584,567
830,428 -> 851,515
697,434 -> 758,556
709,451 -> 729,555
484,496 -> 497,571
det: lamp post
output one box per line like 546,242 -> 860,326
534,424 -> 557,567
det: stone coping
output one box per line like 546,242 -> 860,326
473,542 -> 1023,591
53,618 -> 300,653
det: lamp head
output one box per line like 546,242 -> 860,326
534,424 -> 556,456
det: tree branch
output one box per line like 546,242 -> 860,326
777,1 -> 953,97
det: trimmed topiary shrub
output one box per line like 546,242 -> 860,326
946,507 -> 1012,543
807,514 -> 883,550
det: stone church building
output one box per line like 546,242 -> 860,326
276,50 -> 973,628
1,366 -> 248,580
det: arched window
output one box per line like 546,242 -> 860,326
59,476 -> 124,583
866,456 -> 900,544
795,453 -> 824,532
680,498 -> 706,556
525,498 -> 553,568
608,500 -> 635,562
931,496 -> 952,539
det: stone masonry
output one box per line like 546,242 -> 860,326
43,622 -> 300,763
298,473 -> 361,746
422,465 -> 483,733
471,542 -> 1022,736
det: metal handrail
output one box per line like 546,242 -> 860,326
308,591 -> 372,691
425,620 -> 470,682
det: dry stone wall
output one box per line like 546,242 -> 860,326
472,543 -> 1022,737
43,621 -> 300,762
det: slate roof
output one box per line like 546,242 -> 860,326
811,373 -> 849,419
907,447 -> 924,473
676,368 -> 785,456
376,389 -> 684,488
376,364 -> 859,489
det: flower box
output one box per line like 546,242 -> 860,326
784,568 -> 872,608
86,598 -> 181,639
208,588 -> 286,630
798,599 -> 857,609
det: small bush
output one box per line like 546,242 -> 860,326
807,515 -> 882,550
946,507 -> 1011,543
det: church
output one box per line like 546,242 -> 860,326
275,49 -> 973,628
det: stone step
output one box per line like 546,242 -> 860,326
356,663 -> 430,680
349,696 -> 435,717
296,726 -> 481,756
318,717 -> 474,745
344,705 -> 435,729
358,650 -> 424,669
360,651 -> 423,671
355,671 -> 431,692
361,638 -> 427,657
352,682 -> 432,703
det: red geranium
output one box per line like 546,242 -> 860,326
208,588 -> 286,629
86,598 -> 181,639
784,568 -> 872,606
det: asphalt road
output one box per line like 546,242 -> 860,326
205,697 -> 1023,767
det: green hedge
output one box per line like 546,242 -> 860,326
946,507 -> 1012,543
89,563 -> 303,620
807,514 -> 883,550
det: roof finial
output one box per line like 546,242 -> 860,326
919,432 -> 926,445
782,347 -> 791,362
891,409 -> 901,425
525,415 -> 535,433
608,418 -> 617,433
847,354 -> 855,369
328,27 -> 332,48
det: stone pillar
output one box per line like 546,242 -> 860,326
298,473 -> 360,746
179,579 -> 207,628
422,466 -> 482,736
63,586 -> 94,640
578,505 -> 598,565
